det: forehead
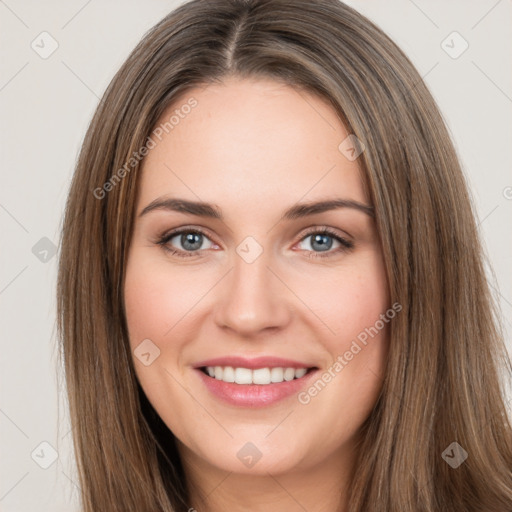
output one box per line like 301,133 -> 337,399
137,77 -> 368,215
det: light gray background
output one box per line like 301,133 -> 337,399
1,1 -> 511,510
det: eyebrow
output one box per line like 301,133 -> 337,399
138,197 -> 375,220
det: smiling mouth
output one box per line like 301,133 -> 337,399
199,366 -> 317,385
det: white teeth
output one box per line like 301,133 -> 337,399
284,368 -> 295,381
270,367 -> 284,382
234,367 -> 252,384
223,366 -> 235,382
253,368 -> 271,385
294,368 -> 307,378
204,366 -> 310,384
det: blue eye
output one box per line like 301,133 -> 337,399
156,227 -> 354,259
158,228 -> 214,257
297,229 -> 354,259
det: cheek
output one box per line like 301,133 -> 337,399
124,254 -> 207,350
123,255 -> 191,406
123,254 -> 202,426
293,252 -> 390,418
294,251 -> 390,344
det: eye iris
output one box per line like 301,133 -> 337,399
181,232 -> 202,251
311,234 -> 333,252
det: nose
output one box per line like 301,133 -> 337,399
213,248 -> 292,337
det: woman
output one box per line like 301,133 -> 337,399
57,0 -> 512,510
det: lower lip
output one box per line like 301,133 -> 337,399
195,368 -> 318,408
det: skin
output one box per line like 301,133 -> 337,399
124,76 -> 391,512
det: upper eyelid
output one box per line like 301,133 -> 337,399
298,225 -> 352,241
161,226 -> 218,246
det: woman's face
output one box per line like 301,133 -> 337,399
124,77 -> 390,477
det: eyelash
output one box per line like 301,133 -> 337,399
156,226 -> 354,259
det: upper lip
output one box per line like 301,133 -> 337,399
193,356 -> 317,370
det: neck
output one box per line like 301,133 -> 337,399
179,441 -> 358,512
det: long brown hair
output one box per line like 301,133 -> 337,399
56,0 -> 512,510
